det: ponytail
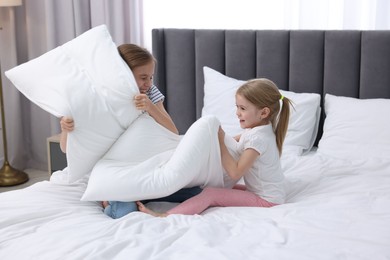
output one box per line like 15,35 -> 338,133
274,96 -> 293,155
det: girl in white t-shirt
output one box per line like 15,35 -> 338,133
138,78 -> 293,216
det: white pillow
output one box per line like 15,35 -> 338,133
317,94 -> 390,160
5,25 -> 140,183
202,66 -> 321,155
81,115 -> 226,201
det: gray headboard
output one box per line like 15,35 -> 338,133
152,29 -> 390,139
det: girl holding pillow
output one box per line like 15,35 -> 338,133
60,43 -> 178,152
137,78 -> 293,216
60,44 -> 201,218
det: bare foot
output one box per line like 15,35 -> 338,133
136,201 -> 168,217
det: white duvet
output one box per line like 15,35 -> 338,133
1,153 -> 389,260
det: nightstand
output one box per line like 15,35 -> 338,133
47,134 -> 67,174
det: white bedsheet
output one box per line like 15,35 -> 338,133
1,153 -> 390,260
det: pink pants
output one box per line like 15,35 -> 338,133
167,185 -> 277,215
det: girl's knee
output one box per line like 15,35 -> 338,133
201,187 -> 224,199
201,187 -> 215,196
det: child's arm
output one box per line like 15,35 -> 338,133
59,117 -> 74,153
218,127 -> 259,181
134,94 -> 178,134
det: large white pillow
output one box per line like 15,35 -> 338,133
317,94 -> 390,160
5,25 -> 140,183
81,115 -> 226,201
202,66 -> 321,155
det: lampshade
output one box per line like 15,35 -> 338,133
0,0 -> 22,7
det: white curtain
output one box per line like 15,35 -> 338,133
142,0 -> 390,50
0,0 -> 143,171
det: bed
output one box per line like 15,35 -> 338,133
1,27 -> 390,260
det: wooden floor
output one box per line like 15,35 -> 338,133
0,168 -> 50,193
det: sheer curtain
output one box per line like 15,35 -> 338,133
0,0 -> 143,171
143,0 -> 390,50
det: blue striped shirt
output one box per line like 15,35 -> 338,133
146,85 -> 164,104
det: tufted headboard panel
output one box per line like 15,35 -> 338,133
152,29 -> 390,138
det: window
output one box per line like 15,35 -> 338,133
143,0 -> 390,51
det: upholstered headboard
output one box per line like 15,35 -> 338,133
152,29 -> 390,139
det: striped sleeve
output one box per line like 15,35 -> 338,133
146,85 -> 165,104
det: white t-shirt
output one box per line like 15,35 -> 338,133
237,124 -> 285,204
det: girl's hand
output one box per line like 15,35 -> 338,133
60,117 -> 74,132
134,94 -> 152,112
218,126 -> 225,142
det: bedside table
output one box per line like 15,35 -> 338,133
47,134 -> 67,174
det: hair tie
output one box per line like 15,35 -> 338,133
280,95 -> 284,101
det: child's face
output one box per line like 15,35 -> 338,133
132,61 -> 155,93
235,94 -> 266,129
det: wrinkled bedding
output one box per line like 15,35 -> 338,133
1,153 -> 389,260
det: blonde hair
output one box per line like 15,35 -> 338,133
236,78 -> 293,155
117,43 -> 156,70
